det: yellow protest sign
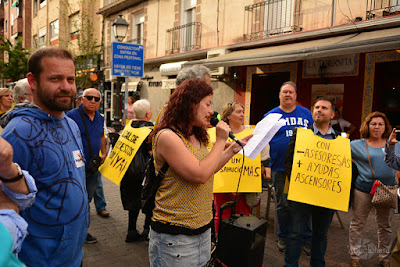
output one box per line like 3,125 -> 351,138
99,125 -> 152,185
287,128 -> 352,212
208,128 -> 262,193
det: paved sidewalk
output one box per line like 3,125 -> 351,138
83,177 -> 400,266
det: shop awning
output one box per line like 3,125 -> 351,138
160,61 -> 188,76
121,82 -> 139,92
184,27 -> 400,68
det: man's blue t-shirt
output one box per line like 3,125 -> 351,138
67,104 -> 104,163
264,106 -> 313,171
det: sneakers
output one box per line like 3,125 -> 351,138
86,233 -> 98,244
277,239 -> 286,252
97,209 -> 110,218
350,260 -> 362,267
302,243 -> 311,256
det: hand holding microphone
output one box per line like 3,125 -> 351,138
210,116 -> 243,147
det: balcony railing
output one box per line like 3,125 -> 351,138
366,0 -> 400,20
243,0 -> 302,41
165,22 -> 201,55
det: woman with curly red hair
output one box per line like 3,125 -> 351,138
148,78 -> 251,267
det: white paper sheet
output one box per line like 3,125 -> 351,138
239,113 -> 286,160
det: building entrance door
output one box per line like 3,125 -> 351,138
250,72 -> 290,125
373,61 -> 400,128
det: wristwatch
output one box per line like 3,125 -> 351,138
0,163 -> 24,183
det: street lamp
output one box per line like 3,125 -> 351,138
112,15 -> 129,42
112,15 -> 129,132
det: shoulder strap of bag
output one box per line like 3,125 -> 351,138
156,127 -> 181,180
77,108 -> 94,158
365,140 -> 375,179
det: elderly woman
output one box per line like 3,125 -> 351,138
120,99 -> 153,242
149,79 -> 251,266
349,112 -> 397,267
0,88 -> 13,115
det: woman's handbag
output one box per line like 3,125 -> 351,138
370,180 -> 398,209
365,141 -> 398,209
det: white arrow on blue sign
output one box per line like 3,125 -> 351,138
111,42 -> 144,78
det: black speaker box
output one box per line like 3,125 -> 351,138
216,215 -> 267,267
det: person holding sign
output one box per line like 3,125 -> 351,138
284,97 -> 339,266
213,102 -> 256,233
148,78 -> 252,267
264,81 -> 313,252
349,112 -> 397,267
120,99 -> 153,242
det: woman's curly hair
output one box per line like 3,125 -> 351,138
152,78 -> 213,144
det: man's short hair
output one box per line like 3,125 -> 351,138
280,81 -> 297,92
133,99 -> 151,119
314,97 -> 334,111
13,78 -> 30,103
28,47 -> 75,78
176,65 -> 211,86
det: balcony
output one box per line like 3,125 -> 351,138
11,16 -> 23,35
366,0 -> 400,20
243,0 -> 302,41
165,22 -> 201,55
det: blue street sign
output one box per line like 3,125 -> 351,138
111,42 -> 144,77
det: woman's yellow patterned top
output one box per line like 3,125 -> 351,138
152,129 -> 213,230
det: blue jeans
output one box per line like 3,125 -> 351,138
272,171 -> 311,242
149,228 -> 211,267
86,171 -> 107,212
285,201 -> 335,267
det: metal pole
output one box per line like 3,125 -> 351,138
124,77 -> 129,127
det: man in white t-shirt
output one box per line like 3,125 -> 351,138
330,108 -> 356,137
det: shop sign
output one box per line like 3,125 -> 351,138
303,54 -> 358,77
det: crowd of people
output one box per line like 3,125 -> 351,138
1,46 -> 400,267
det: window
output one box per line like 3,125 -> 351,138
181,0 -> 196,50
33,35 -> 38,49
33,0 -> 38,14
39,0 -> 46,9
69,13 -> 80,40
264,0 -> 295,35
5,20 -> 7,32
132,13 -> 144,45
50,19 -> 59,40
38,27 -> 46,48
10,14 -> 13,26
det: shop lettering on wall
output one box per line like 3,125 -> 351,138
303,54 -> 358,77
148,81 -> 162,87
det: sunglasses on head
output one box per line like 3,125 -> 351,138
84,95 -> 101,102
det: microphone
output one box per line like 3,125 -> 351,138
210,117 -> 243,147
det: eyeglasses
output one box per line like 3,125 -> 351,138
84,95 -> 101,102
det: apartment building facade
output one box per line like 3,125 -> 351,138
31,0 -> 102,89
101,0 -> 400,131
